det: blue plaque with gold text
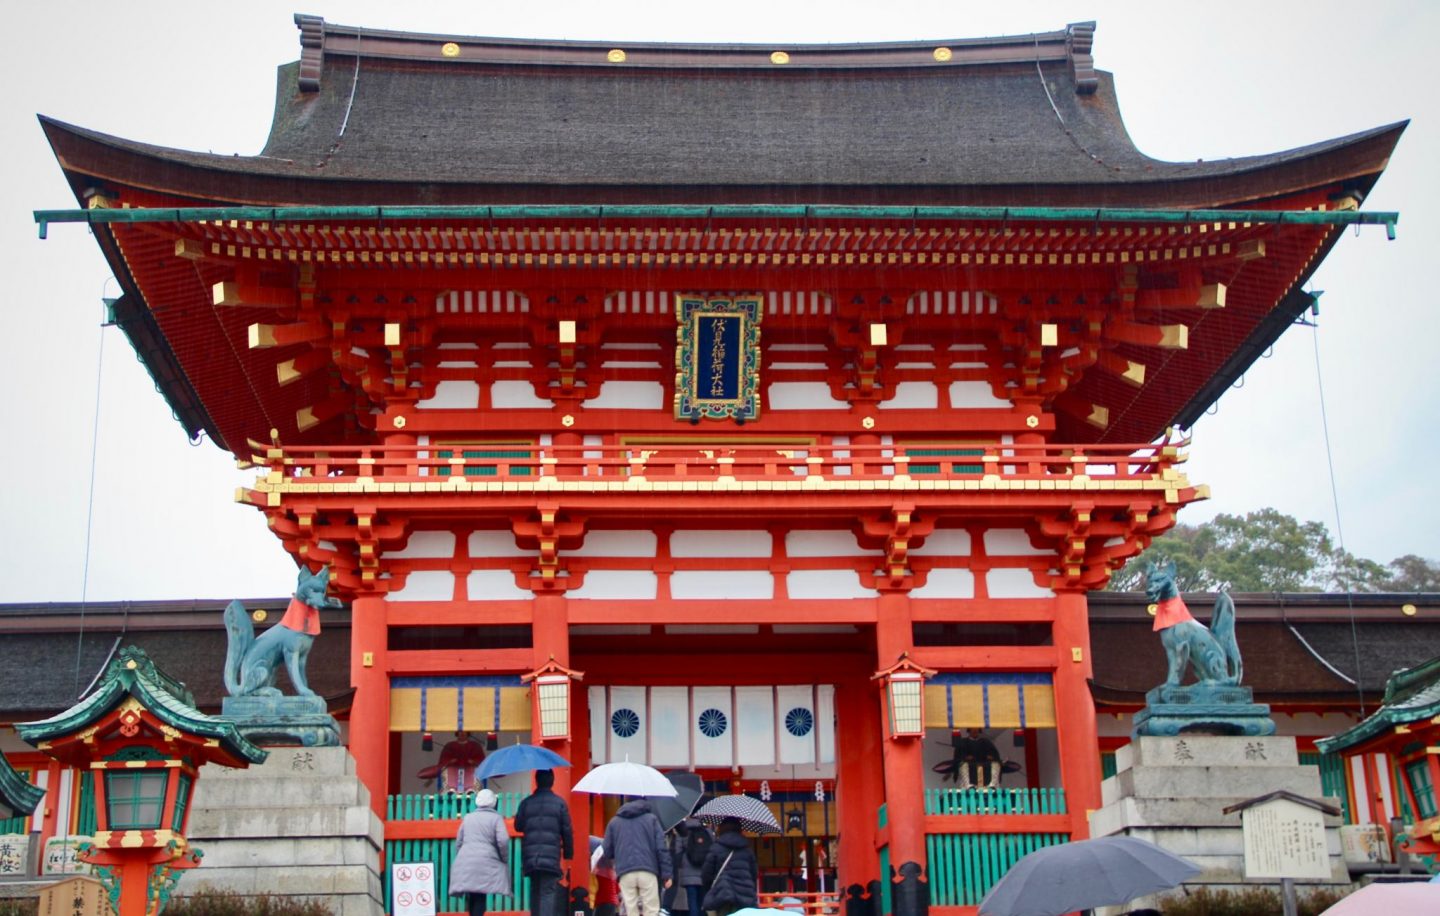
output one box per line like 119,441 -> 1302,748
674,295 -> 762,422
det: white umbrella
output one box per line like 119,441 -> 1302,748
573,760 -> 678,797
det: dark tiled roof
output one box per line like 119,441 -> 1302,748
0,599 -> 351,718
39,19 -> 1404,207
1089,592 -> 1440,703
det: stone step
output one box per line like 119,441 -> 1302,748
188,836 -> 380,869
179,862 -> 383,898
198,746 -> 357,779
1116,736 -> 1299,772
1089,795 -> 1344,835
187,804 -> 383,844
190,774 -> 370,809
1101,765 -> 1323,806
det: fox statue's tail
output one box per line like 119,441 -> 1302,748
223,600 -> 254,697
1210,591 -> 1242,684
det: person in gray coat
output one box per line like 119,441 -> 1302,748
450,788 -> 512,916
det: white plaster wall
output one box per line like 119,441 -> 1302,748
985,529 -> 1047,556
787,569 -> 874,599
465,569 -> 534,600
909,568 -> 976,598
880,382 -> 938,409
468,531 -> 530,558
767,382 -> 848,410
785,530 -> 866,557
986,569 -> 1054,598
387,531 -> 456,559
587,381 -> 665,409
490,380 -> 553,408
567,530 -> 657,557
567,570 -> 659,600
909,529 -> 972,557
671,530 -> 772,558
671,570 -> 774,599
949,380 -> 1010,408
417,380 -> 480,410
389,571 -> 456,602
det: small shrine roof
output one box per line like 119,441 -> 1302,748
16,646 -> 267,767
1317,655 -> 1440,754
0,750 -> 44,818
39,18 -> 1404,208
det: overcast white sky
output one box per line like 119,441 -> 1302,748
1,1 -> 1433,602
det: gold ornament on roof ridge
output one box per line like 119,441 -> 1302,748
441,42 -> 461,58
607,49 -> 627,63
933,47 -> 952,62
771,51 -> 790,65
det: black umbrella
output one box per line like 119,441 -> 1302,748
649,771 -> 704,832
695,794 -> 781,834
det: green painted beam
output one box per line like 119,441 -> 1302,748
34,203 -> 1400,240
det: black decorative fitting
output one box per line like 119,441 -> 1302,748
892,861 -> 929,916
844,884 -> 869,916
569,886 -> 592,916
866,880 -> 883,916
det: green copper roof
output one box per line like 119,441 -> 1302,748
1317,655 -> 1440,754
33,204 -> 1400,240
17,646 -> 267,765
0,751 -> 44,817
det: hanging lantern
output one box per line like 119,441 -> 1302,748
522,657 -> 584,743
872,653 -> 935,739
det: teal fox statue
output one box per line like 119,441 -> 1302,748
224,565 -> 343,697
1145,559 -> 1243,687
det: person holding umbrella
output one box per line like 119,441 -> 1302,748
602,796 -> 673,916
700,817 -> 758,916
513,769 -> 575,916
450,788 -> 511,916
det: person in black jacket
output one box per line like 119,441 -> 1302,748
513,769 -> 575,916
700,818 -> 758,916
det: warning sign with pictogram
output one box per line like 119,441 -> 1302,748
392,861 -> 437,916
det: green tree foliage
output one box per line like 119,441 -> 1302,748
1108,508 -> 1438,593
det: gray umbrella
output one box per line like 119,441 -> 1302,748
978,835 -> 1200,916
649,771 -> 705,832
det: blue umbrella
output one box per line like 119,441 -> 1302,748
476,743 -> 571,781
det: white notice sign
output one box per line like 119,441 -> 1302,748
392,861 -> 437,916
1239,797 -> 1331,880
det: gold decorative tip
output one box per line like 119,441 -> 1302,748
1403,603 -> 1419,617
384,323 -> 402,347
296,407 -> 320,432
1071,648 -> 1084,663
276,359 -> 302,386
1087,404 -> 1110,429
1025,415 -> 1040,429
869,323 -> 888,346
1122,360 -> 1146,386
607,49 -> 627,63
252,609 -> 268,623
1198,283 -> 1227,309
1040,323 -> 1058,347
1158,324 -> 1190,349
393,415 -> 407,429
126,660 -> 138,670
1147,603 -> 1159,616
933,47 -> 952,62
561,414 -> 575,428
770,51 -> 790,64
248,323 -> 278,349
862,416 -> 876,430
441,42 -> 460,58
559,320 -> 577,344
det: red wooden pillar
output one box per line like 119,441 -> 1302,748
38,759 -> 62,852
834,672 -> 883,887
1361,753 -> 1389,828
875,591 -> 926,874
532,590 -> 587,889
1052,589 -> 1101,838
350,592 -> 391,819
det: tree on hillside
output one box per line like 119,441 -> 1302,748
1107,508 -> 1436,593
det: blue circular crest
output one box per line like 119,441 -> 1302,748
698,708 -> 729,738
611,708 -> 640,738
785,707 -> 815,737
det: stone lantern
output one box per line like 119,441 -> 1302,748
17,646 -> 266,915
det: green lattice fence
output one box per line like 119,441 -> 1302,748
387,793 -> 528,913
925,831 -> 1070,906
924,787 -> 1066,816
1299,752 -> 1352,823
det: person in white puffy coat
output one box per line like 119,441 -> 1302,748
451,788 -> 512,916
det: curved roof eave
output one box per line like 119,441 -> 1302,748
40,114 -> 1406,211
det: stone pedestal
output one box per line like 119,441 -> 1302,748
1089,736 -> 1346,913
177,746 -> 384,916
221,695 -> 342,747
1132,684 -> 1277,737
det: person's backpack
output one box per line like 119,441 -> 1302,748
685,824 -> 714,867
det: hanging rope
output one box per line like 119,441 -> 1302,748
74,292 -> 110,698
1310,316 -> 1366,716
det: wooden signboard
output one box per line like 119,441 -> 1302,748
1238,795 -> 1331,880
37,875 -> 112,916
